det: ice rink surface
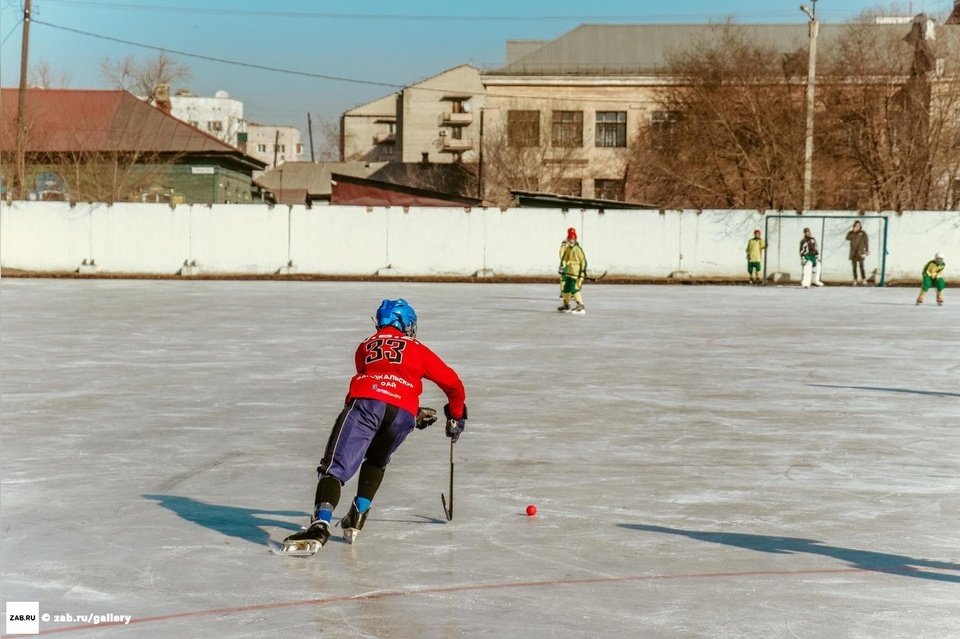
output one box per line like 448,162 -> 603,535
1,279 -> 958,639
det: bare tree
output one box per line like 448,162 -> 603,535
28,60 -> 71,88
819,15 -> 960,210
312,115 -> 341,161
627,24 -> 807,210
481,103 -> 588,207
626,15 -> 960,211
99,52 -> 191,101
35,134 -> 183,204
2,90 -> 184,203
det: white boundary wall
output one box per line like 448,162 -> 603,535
1,202 -> 957,281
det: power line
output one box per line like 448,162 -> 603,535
31,19 -> 659,106
34,0 -> 825,22
34,19 -> 406,90
29,18 -> 701,108
1,17 -> 22,46
31,17 -> 940,113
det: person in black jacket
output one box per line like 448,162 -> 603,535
845,221 -> 869,286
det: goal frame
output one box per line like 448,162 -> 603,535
762,214 -> 889,287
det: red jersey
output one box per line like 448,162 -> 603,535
346,326 -> 466,418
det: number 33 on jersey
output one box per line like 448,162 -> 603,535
347,327 -> 465,418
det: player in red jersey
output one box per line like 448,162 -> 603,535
283,299 -> 467,551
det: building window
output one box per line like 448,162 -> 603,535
296,143 -> 303,155
596,111 -> 627,147
140,186 -> 172,203
551,111 -> 583,147
207,120 -> 223,132
555,179 -> 582,197
595,179 -> 625,201
452,99 -> 466,114
508,110 -> 540,147
257,144 -> 267,153
451,126 -> 463,140
276,144 -> 285,153
650,111 -> 679,149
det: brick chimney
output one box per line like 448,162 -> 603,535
154,83 -> 172,115
947,0 -> 960,24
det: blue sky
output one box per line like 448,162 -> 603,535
1,0 -> 953,135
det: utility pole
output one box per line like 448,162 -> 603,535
307,113 -> 315,162
15,0 -> 32,200
273,129 -> 280,168
477,107 -> 484,201
801,0 -> 818,211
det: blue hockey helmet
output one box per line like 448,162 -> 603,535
375,298 -> 417,337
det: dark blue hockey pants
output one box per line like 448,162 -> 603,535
318,398 -> 416,483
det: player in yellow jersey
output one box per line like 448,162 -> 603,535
916,253 -> 945,306
558,228 -> 587,314
745,229 -> 766,285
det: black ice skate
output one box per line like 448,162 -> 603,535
571,303 -> 586,315
557,302 -> 571,312
279,520 -> 330,556
338,503 -> 369,544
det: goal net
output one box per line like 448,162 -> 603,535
762,215 -> 889,286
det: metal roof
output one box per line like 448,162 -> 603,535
510,189 -> 656,209
505,40 -> 550,65
254,161 -> 387,197
0,89 -> 262,168
491,23 -> 922,76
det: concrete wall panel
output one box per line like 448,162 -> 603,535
2,202 -> 956,282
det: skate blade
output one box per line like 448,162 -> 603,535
268,539 -> 321,557
570,310 -> 586,315
342,528 -> 360,544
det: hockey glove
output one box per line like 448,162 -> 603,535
445,418 -> 466,443
443,403 -> 468,443
415,407 -> 438,430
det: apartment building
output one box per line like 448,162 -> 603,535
246,124 -> 304,172
341,65 -> 485,164
340,93 -> 399,162
169,89 -> 246,148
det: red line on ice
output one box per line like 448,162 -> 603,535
16,567 -> 869,637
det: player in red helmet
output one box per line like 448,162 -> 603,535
558,228 -> 588,313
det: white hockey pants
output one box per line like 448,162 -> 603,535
801,262 -> 822,288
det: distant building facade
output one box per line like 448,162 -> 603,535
341,65 -> 485,165
168,89 -> 246,148
341,93 -> 399,163
480,21 -> 959,202
246,124 -> 304,174
337,20 -> 959,206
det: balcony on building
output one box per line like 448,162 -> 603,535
373,131 -> 396,144
442,112 -> 473,126
441,93 -> 474,127
440,137 -> 473,152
